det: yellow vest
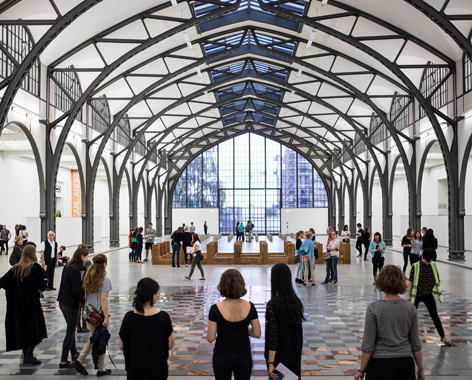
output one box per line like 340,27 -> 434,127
410,261 -> 443,304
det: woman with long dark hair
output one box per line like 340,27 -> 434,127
57,247 -> 89,369
184,233 -> 205,280
73,254 -> 112,377
401,228 -> 413,273
119,278 -> 175,380
207,269 -> 261,380
0,245 -> 47,365
369,232 -> 386,284
294,230 -> 305,284
265,263 -> 304,379
422,229 -> 438,261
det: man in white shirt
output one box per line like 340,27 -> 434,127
40,231 -> 59,290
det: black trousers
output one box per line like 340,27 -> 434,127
364,243 -> 370,259
59,302 -> 79,363
366,356 -> 415,380
414,293 -> 445,338
409,253 -> 421,266
372,255 -> 384,277
182,244 -> 191,264
45,260 -> 56,288
127,368 -> 168,380
213,353 -> 252,380
0,240 -> 8,253
356,239 -> 363,254
402,251 -> 409,273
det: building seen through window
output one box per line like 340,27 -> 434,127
172,133 -> 328,234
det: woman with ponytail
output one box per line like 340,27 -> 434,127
119,278 -> 175,380
73,254 -> 112,377
265,263 -> 305,379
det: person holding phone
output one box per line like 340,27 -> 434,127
207,269 -> 261,380
265,264 -> 304,379
369,232 -> 386,285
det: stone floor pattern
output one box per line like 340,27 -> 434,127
1,282 -> 471,377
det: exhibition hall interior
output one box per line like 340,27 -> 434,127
0,0 -> 472,379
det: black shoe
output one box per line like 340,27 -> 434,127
59,361 -> 74,369
97,369 -> 112,377
48,286 -> 56,290
177,265 -> 180,267
73,360 -> 88,376
143,259 -> 148,262
44,288 -> 52,291
23,358 -> 41,366
172,264 -> 176,267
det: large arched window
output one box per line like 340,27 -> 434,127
419,61 -> 449,118
464,39 -> 472,93
53,66 -> 83,121
0,25 -> 39,96
172,133 -> 328,234
90,96 -> 110,133
390,92 -> 410,131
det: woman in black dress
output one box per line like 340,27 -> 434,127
0,245 -> 47,365
207,269 -> 261,380
119,278 -> 175,380
265,263 -> 305,379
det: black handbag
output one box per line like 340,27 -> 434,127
196,250 -> 204,262
294,254 -> 300,264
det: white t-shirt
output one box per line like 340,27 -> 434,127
328,238 -> 340,257
341,230 -> 349,238
194,242 -> 201,251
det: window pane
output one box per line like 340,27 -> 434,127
313,170 -> 328,207
219,190 -> 234,234
266,189 -> 280,234
234,134 -> 249,188
219,139 -> 233,188
235,190 -> 249,229
187,156 -> 202,208
172,170 -> 186,208
298,154 -> 313,208
266,139 -> 281,188
250,134 -> 265,188
250,189 -> 265,234
282,146 -> 297,208
203,147 -> 218,208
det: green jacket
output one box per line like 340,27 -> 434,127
410,261 -> 443,304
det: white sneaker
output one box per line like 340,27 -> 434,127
441,337 -> 452,346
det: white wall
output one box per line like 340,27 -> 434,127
94,177 -> 110,238
465,156 -> 472,250
392,175 -> 409,236
421,164 -> 447,216
172,208 -> 219,234
371,175 -> 383,235
356,182 -> 364,224
0,154 -> 40,237
119,181 -> 130,235
281,208 -> 328,237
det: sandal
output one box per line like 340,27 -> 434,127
184,276 -> 190,280
199,277 -> 205,280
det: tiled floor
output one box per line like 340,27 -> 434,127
0,235 -> 470,379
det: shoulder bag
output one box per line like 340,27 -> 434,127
83,304 -> 102,326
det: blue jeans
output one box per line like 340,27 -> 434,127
172,244 -> 180,266
324,256 -> 339,282
296,257 -> 304,280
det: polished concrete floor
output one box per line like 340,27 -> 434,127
0,235 -> 470,380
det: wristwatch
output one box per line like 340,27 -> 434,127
358,368 -> 365,374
